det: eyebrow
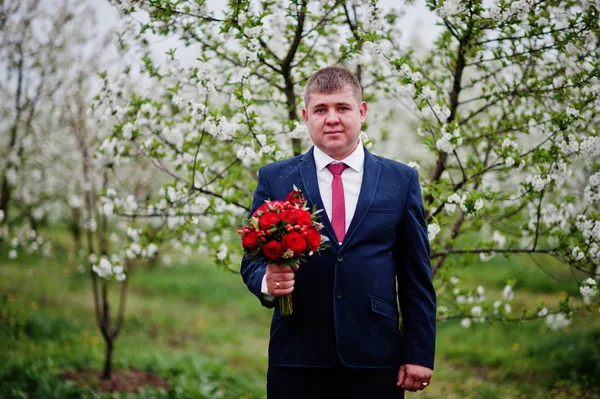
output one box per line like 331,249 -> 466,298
312,101 -> 353,109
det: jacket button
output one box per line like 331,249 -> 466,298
337,255 -> 344,262
336,292 -> 343,299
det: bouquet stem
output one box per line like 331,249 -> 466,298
279,293 -> 293,316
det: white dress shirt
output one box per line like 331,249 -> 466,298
261,142 -> 365,298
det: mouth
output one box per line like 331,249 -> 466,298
324,130 -> 343,135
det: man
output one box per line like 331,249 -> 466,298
241,66 -> 436,398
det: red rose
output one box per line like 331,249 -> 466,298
242,231 -> 258,249
252,203 -> 270,217
282,231 -> 308,255
285,190 -> 304,206
259,212 -> 281,230
279,210 -> 296,225
293,209 -> 312,226
262,240 -> 283,260
306,228 -> 321,251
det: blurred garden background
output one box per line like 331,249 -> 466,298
1,0 -> 600,398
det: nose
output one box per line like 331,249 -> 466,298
325,109 -> 340,125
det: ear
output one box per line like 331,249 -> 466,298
302,108 -> 308,123
359,101 -> 368,124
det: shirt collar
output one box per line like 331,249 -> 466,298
313,141 -> 365,173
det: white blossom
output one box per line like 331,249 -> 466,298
407,162 -> 420,170
428,223 -> 441,241
436,0 -> 464,18
238,67 -> 251,78
537,307 -> 548,317
480,251 -> 495,261
572,246 -> 585,261
503,285 -> 514,301
580,277 -> 598,304
460,318 -> 471,328
492,231 -> 506,247
217,243 -> 228,261
545,312 -> 571,330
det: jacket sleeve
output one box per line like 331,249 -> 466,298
396,169 -> 437,369
240,166 -> 276,309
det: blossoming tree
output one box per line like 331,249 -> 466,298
99,0 -> 599,337
1,0 -> 167,379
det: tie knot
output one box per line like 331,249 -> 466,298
327,163 -> 347,176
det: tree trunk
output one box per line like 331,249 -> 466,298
102,337 -> 113,379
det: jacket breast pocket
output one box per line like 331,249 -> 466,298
370,296 -> 398,322
369,208 -> 398,215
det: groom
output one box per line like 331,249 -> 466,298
241,66 -> 436,398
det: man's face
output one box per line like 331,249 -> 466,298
302,86 -> 367,160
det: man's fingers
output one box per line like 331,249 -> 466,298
397,365 -> 406,386
268,264 -> 294,273
401,375 -> 416,391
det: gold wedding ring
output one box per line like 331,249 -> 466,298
276,281 -> 280,288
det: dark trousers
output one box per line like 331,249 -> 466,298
267,364 -> 405,399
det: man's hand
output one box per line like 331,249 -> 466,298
265,263 -> 295,296
397,364 -> 432,392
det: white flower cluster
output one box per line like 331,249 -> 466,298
435,125 -> 463,153
92,255 -> 126,281
288,121 -> 309,139
201,115 -> 238,141
100,190 -> 138,217
196,63 -> 216,95
584,172 -> 600,205
427,223 -> 441,241
545,312 -> 571,331
236,146 -> 260,167
580,277 -> 598,304
525,174 -> 551,192
435,0 -> 464,18
216,243 -> 228,261
399,64 -> 423,83
572,246 -> 585,261
238,66 -> 251,79
527,202 -> 571,233
183,196 -> 210,216
492,230 -> 506,247
580,136 -> 600,157
500,138 -> 520,163
360,2 -> 382,33
407,162 -> 420,170
575,215 -> 600,244
243,26 -> 264,39
556,133 -> 579,155
446,192 -> 484,215
444,193 -> 461,214
239,37 -> 260,62
509,0 -> 534,20
452,278 -> 487,328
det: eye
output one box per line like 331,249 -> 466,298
315,109 -> 325,113
339,107 -> 349,111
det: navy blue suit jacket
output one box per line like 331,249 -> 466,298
241,146 -> 436,370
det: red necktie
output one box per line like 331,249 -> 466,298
326,163 -> 348,244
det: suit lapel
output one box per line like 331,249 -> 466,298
341,148 -> 381,250
298,147 -> 339,248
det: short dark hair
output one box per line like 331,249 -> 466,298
303,66 -> 362,106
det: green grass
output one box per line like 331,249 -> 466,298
1,231 -> 599,398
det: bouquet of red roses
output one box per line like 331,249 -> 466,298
239,186 -> 329,316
